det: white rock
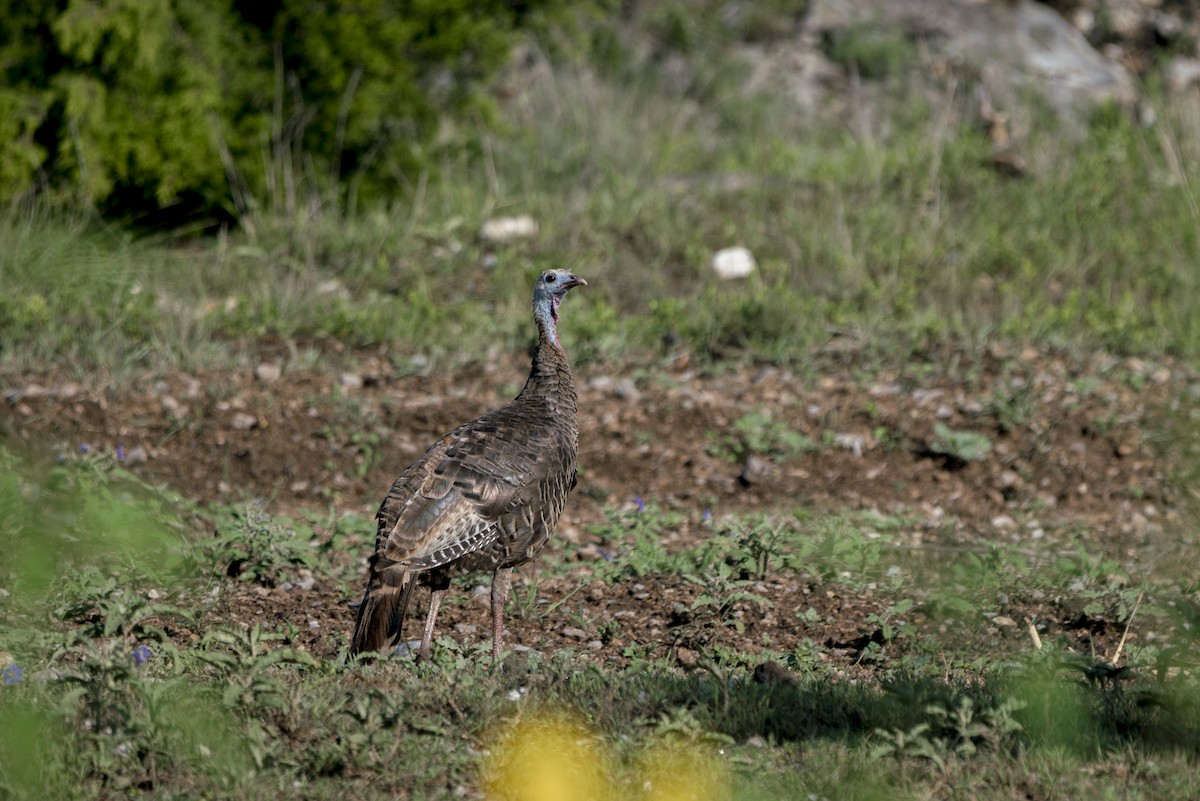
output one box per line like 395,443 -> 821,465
254,363 -> 282,383
316,279 -> 350,299
991,514 -> 1017,530
807,0 -> 1136,125
123,446 -> 149,465
711,246 -> 756,280
833,432 -> 866,457
1166,57 -> 1200,94
479,215 -> 538,242
230,413 -> 258,430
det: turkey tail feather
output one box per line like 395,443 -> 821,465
350,570 -> 414,654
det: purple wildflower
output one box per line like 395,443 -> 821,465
117,444 -> 126,462
131,646 -> 152,667
632,496 -> 645,513
77,443 -> 90,454
702,508 -> 712,524
597,548 -> 614,562
1,665 -> 22,685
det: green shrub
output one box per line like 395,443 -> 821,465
0,0 -> 583,221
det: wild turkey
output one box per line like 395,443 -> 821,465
350,269 -> 587,660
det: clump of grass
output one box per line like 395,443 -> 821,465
204,504 -> 322,587
708,408 -> 818,463
928,423 -> 994,464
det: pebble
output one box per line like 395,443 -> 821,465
230,413 -> 258,430
613,378 -> 640,402
991,515 -> 1017,530
561,627 -> 588,640
480,215 -> 538,242
711,246 -> 756,280
254,363 -> 282,383
833,433 -> 865,457
998,470 -> 1023,489
739,453 -> 774,486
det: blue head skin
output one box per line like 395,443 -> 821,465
533,269 -> 587,344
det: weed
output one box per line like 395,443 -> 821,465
204,503 -> 321,586
708,408 -> 818,463
928,423 -> 994,464
822,24 -> 916,79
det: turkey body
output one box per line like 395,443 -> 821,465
350,269 -> 585,660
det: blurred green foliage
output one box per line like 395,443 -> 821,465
0,0 -> 581,221
0,443 -> 189,604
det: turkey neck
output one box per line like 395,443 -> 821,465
519,301 -> 578,427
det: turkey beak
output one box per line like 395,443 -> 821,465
564,275 -> 588,289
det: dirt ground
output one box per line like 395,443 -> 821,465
3,342 -> 1193,676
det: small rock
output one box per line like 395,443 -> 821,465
122,446 -> 149,465
230,413 -> 258,430
613,378 -> 641,402
833,432 -> 865,457
739,454 -> 774,487
711,246 -> 756,280
998,470 -> 1023,489
1154,12 -> 1185,42
586,640 -> 603,651
454,623 -> 479,635
992,616 -> 1017,628
160,395 -> 188,417
339,373 -> 364,390
307,620 -> 320,629
675,647 -> 698,667
753,661 -> 797,686
561,626 -> 588,640
316,279 -> 350,299
296,576 -> 316,591
480,215 -> 538,242
145,589 -> 160,600
587,376 -> 614,392
991,515 -> 1017,530
15,384 -> 47,400
391,640 -> 423,659
254,363 -> 282,383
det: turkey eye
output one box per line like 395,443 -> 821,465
546,274 -> 557,282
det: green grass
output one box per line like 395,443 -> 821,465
2,443 -> 1200,799
3,23 -> 1200,379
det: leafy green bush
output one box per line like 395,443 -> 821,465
0,0 -> 581,221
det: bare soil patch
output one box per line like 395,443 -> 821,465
3,345 -> 1192,675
